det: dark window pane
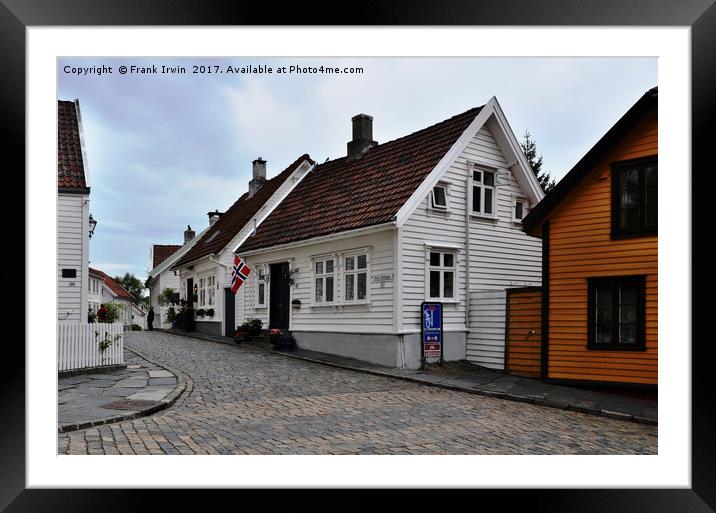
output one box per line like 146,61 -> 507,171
472,186 -> 481,212
596,286 -> 613,326
357,273 -> 367,300
326,277 -> 334,302
621,190 -> 638,209
345,274 -> 354,301
315,261 -> 323,274
620,168 -> 639,191
484,188 -> 493,214
258,283 -> 265,305
429,271 -> 440,298
443,253 -> 454,268
326,259 -> 334,273
443,272 -> 454,298
484,171 -> 495,187
357,255 -> 367,269
430,252 -> 441,267
472,170 -> 481,182
315,278 -> 323,302
345,256 -> 354,271
621,208 -> 640,228
596,323 -> 613,344
619,324 -> 636,344
433,186 -> 447,207
515,201 -> 524,219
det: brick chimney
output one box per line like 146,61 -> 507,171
207,210 -> 223,226
184,225 -> 195,244
347,114 -> 377,158
248,158 -> 267,197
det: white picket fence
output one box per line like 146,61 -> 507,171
57,322 -> 124,371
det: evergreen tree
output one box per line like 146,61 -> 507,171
520,130 -> 556,193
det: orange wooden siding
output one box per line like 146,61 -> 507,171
505,288 -> 542,378
546,110 -> 658,385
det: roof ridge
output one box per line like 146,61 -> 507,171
316,106 -> 483,169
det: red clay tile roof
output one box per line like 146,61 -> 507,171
237,106 -> 482,253
152,244 -> 182,268
89,267 -> 135,300
173,154 -> 313,268
58,100 -> 88,191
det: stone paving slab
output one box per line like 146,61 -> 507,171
57,348 -> 186,433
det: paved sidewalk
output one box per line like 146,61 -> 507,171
58,347 -> 187,433
162,328 -> 657,425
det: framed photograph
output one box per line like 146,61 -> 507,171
5,0 -> 714,510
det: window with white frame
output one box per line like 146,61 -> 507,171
313,257 -> 335,303
431,184 -> 448,210
513,197 -> 528,222
207,275 -> 215,306
198,277 -> 206,306
255,266 -> 267,307
471,166 -> 496,216
428,249 -> 456,300
344,253 -> 369,302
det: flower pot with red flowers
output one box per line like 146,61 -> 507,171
234,322 -> 250,344
270,329 -> 296,351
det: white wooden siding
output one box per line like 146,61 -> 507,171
400,125 -> 542,367
467,290 -> 506,369
58,193 -> 89,321
242,229 -> 396,333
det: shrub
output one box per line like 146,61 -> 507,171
103,303 -> 124,323
131,324 -> 142,331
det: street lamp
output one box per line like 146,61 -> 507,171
88,214 -> 97,239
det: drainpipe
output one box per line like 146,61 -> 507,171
464,174 -> 471,331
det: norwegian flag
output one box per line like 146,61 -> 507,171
230,254 -> 251,294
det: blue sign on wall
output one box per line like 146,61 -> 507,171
421,302 -> 443,360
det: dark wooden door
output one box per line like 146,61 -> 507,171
224,287 -> 235,336
269,262 -> 290,330
186,278 -> 194,306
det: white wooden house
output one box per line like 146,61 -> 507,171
236,99 -> 544,369
170,155 -> 315,336
58,99 -> 91,321
145,224 -> 211,329
90,267 -> 140,328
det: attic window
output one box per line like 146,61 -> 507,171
204,231 -> 220,243
431,185 -> 447,209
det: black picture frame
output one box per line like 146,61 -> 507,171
4,0 -> 714,510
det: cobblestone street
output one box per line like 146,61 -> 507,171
58,331 -> 657,455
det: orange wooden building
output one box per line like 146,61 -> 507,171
518,87 -> 657,387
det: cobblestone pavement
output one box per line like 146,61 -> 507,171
57,331 -> 657,455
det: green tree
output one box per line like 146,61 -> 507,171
114,272 -> 149,308
520,130 -> 556,193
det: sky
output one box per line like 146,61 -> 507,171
58,57 -> 656,284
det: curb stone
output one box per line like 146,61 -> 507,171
57,346 -> 192,433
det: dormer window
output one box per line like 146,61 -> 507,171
431,184 -> 448,209
471,166 -> 496,216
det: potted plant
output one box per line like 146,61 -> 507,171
206,308 -> 215,317
234,323 -> 250,344
269,328 -> 283,346
247,318 -> 263,337
196,309 -> 205,317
